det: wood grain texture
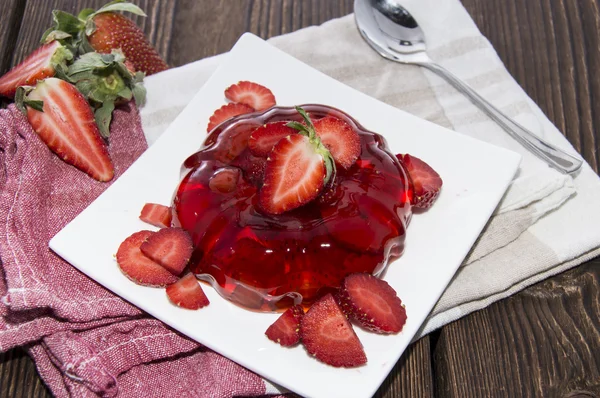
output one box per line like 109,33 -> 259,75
169,0 -> 354,66
0,348 -> 49,398
435,0 -> 600,396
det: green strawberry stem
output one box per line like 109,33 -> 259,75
287,106 -> 336,185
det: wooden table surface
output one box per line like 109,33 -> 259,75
1,1 -> 599,397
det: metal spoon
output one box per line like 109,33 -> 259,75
354,0 -> 583,174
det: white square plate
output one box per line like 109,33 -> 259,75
50,33 -> 520,398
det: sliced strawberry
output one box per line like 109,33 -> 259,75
248,121 -> 296,157
313,117 -> 361,169
139,203 -> 172,228
225,81 -> 276,111
338,273 -> 407,334
259,134 -> 327,214
265,305 -> 305,347
116,230 -> 179,286
140,228 -> 193,276
230,148 -> 267,186
166,273 -> 210,310
207,103 -> 254,132
0,41 -> 71,98
300,294 -> 367,368
209,168 -> 240,193
396,154 -> 442,209
25,78 -> 114,181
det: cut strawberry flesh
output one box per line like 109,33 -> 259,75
225,81 -> 276,111
139,203 -> 172,228
339,273 -> 407,334
116,230 -> 179,286
313,116 -> 361,169
300,294 -> 367,367
265,305 -> 304,346
0,41 -> 64,98
209,168 -> 240,193
166,273 -> 210,309
248,121 -> 296,157
207,103 -> 254,133
26,78 -> 114,182
140,228 -> 193,276
396,154 -> 442,209
259,134 -> 326,214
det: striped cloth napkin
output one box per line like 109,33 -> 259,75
140,0 -> 600,339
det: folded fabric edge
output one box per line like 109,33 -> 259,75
415,245 -> 600,340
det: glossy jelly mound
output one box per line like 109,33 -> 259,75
173,105 -> 413,311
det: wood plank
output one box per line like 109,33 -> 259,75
0,0 -> 26,108
0,347 -> 49,398
0,0 -> 26,76
434,0 -> 600,396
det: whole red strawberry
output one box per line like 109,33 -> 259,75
42,1 -> 168,76
88,11 -> 167,75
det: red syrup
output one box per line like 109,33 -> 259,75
173,105 -> 413,311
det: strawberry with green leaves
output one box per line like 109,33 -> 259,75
42,0 -> 168,76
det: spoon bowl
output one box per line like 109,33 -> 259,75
354,0 -> 582,174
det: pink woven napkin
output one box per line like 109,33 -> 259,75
0,104 -> 270,397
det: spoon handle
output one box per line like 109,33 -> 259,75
420,62 -> 583,174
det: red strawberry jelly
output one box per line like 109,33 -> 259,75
173,105 -> 413,311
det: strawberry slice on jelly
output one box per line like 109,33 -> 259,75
207,103 -> 254,133
396,153 -> 442,209
313,116 -> 361,169
248,121 -> 297,157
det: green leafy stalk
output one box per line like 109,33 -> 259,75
15,86 -> 43,114
67,50 -> 146,137
287,106 -> 336,185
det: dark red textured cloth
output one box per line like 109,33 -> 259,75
0,104 -> 268,397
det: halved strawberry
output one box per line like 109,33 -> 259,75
248,121 -> 296,157
259,134 -> 327,214
396,154 -> 442,209
338,273 -> 407,334
140,228 -> 193,276
225,81 -> 276,111
207,103 -> 254,132
0,41 -> 72,98
313,117 -> 361,169
259,107 -> 336,215
22,78 -> 114,181
139,203 -> 172,228
300,294 -> 367,367
166,273 -> 210,310
209,168 -> 240,193
265,305 -> 304,347
116,230 -> 179,286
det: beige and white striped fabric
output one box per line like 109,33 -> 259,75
139,0 -> 600,338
